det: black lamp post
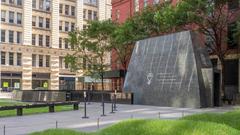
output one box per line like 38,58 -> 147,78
101,91 -> 106,116
82,91 -> 89,119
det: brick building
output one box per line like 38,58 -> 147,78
111,0 -> 240,98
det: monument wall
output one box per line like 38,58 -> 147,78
124,31 -> 213,108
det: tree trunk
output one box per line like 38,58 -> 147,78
219,57 -> 225,103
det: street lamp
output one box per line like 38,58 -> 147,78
82,91 -> 89,119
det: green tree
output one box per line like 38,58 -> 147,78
66,20 -> 116,91
155,0 -> 238,102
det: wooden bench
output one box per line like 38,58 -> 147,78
0,101 -> 80,116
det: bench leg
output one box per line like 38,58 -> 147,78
73,103 -> 79,110
49,105 -> 55,113
17,108 -> 23,116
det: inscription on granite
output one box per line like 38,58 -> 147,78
124,31 -> 213,108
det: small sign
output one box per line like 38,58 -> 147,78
3,82 -> 9,88
43,82 -> 48,88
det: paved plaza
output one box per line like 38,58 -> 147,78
0,103 -> 239,135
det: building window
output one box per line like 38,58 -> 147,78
59,21 -> 62,31
88,10 -> 92,20
46,55 -> 50,67
9,0 -> 14,4
1,30 -> 5,42
1,0 -> 6,3
39,35 -> 43,46
9,52 -> 14,66
84,0 -> 97,5
39,17 -> 43,27
65,61 -> 69,69
17,53 -> 21,66
39,0 -> 44,9
71,23 -> 75,31
134,0 -> 139,12
1,10 -> 6,22
228,0 -> 239,10
32,16 -> 36,26
17,32 -> 22,44
39,55 -> 43,67
46,0 -> 51,11
9,11 -> 14,23
71,6 -> 75,16
65,5 -> 69,15
93,11 -> 97,20
228,22 -> 238,49
17,13 -> 22,24
115,9 -> 120,21
153,0 -> 159,4
32,0 -> 36,8
144,0 -> 148,7
32,34 -> 36,45
59,57 -> 63,68
46,18 -> 50,29
1,52 -> 6,65
9,31 -> 14,43
16,0 -> 22,6
65,22 -> 69,31
59,38 -> 62,48
59,4 -> 63,13
32,54 -> 36,67
83,9 -> 86,19
46,35 -> 50,47
65,38 -> 68,49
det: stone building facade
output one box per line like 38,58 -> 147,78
0,0 -> 112,90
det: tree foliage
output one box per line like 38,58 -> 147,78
66,20 -> 116,90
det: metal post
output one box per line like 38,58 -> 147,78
101,92 -> 106,116
97,118 -> 100,129
110,98 -> 115,114
182,111 -> 184,118
131,114 -> 133,119
3,125 -> 5,135
158,112 -> 161,119
114,90 -> 117,111
56,121 -> 58,129
82,91 -> 89,119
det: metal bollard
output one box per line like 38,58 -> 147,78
182,111 -> 184,118
3,125 -> 5,135
131,114 -> 133,119
158,112 -> 161,119
114,90 -> 117,111
82,91 -> 89,119
97,118 -> 100,129
56,121 -> 58,129
110,98 -> 115,114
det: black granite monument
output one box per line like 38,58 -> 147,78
124,31 -> 213,108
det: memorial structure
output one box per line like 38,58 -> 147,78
124,31 -> 213,108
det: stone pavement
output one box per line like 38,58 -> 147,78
0,103 -> 238,135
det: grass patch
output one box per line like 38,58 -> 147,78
30,119 -> 240,135
30,129 -> 86,135
182,109 -> 240,130
0,99 -> 26,106
0,99 -> 75,117
30,109 -> 240,135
